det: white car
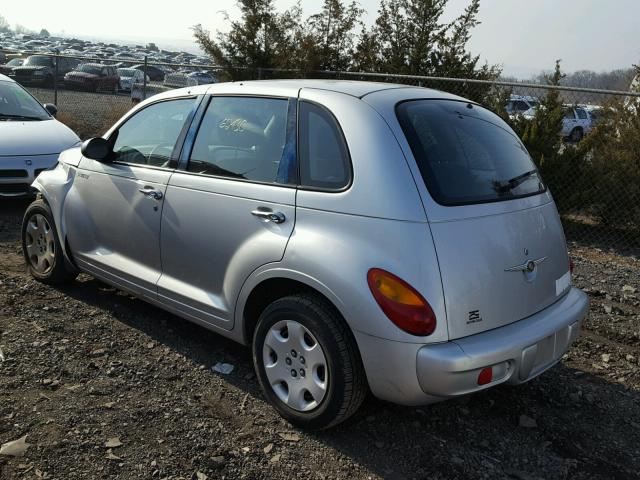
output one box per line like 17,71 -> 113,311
521,104 -> 594,143
117,68 -> 148,92
0,74 -> 79,196
561,105 -> 594,142
505,95 -> 540,117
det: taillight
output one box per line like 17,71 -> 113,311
367,268 -> 436,336
569,257 -> 575,274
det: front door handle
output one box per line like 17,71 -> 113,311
138,188 -> 163,200
251,209 -> 286,224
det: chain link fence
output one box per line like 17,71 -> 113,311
3,51 -> 639,258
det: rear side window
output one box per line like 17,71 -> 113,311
188,96 -> 294,184
298,101 -> 350,190
397,100 -> 545,206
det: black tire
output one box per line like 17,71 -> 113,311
570,127 -> 583,143
252,294 -> 367,430
21,199 -> 77,285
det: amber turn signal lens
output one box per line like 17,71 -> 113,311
367,268 -> 436,336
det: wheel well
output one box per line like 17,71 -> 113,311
242,278 -> 341,344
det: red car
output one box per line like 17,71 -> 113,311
64,63 -> 119,92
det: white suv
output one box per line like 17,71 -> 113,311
561,105 -> 594,142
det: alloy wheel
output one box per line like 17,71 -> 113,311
24,213 -> 56,274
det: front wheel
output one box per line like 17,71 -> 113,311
252,294 -> 367,430
22,199 -> 77,284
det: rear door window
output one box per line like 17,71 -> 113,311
187,96 -> 295,184
298,101 -> 351,190
396,100 -> 545,206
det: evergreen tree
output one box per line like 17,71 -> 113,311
354,0 -> 499,82
306,0 -> 364,71
193,0 -> 296,79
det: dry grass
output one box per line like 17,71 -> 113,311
57,103 -> 132,139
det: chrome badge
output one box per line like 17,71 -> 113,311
505,256 -> 547,273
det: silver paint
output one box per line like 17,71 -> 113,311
31,80 -> 589,406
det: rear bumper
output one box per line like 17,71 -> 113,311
416,287 -> 588,397
355,287 -> 589,405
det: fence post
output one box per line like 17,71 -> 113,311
53,49 -> 59,106
143,55 -> 148,101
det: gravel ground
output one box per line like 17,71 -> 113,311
1,198 -> 639,480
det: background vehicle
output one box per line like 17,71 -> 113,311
117,68 -> 148,92
163,72 -> 198,88
187,71 -> 217,85
10,55 -> 80,87
132,64 -> 166,81
64,63 -> 119,92
505,94 -> 540,116
521,103 -> 595,142
561,105 -> 594,142
0,74 -> 79,196
23,80 -> 587,429
0,58 -> 24,76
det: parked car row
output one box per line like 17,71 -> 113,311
0,31 -> 212,69
0,53 -> 218,91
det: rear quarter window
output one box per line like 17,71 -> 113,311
298,101 -> 351,191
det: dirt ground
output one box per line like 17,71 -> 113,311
1,198 -> 639,480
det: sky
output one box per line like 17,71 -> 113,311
1,0 -> 639,78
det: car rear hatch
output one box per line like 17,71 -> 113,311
396,99 -> 572,340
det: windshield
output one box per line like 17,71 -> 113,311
6,59 -> 23,66
24,56 -> 53,67
118,69 -> 136,77
0,81 -> 50,120
397,99 -> 545,205
78,64 -> 102,75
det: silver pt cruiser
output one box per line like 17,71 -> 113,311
22,80 -> 589,429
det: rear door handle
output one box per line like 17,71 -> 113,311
251,209 -> 286,224
138,188 -> 163,200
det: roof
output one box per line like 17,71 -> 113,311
230,79 -> 413,99
0,73 -> 15,83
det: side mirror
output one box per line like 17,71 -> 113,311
43,103 -> 57,117
81,137 -> 110,161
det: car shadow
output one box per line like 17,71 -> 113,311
54,275 -> 640,480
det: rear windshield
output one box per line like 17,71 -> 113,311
397,99 -> 545,206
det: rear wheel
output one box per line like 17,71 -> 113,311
569,127 -> 583,143
22,199 -> 77,284
252,294 -> 367,430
